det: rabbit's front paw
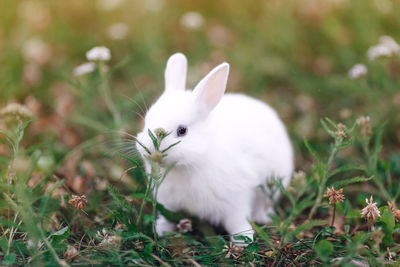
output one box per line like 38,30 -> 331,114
225,219 -> 254,247
156,215 -> 175,237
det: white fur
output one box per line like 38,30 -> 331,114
136,53 -> 293,243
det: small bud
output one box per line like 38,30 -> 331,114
334,123 -> 347,140
154,128 -> 167,139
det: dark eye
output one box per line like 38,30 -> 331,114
177,125 -> 188,137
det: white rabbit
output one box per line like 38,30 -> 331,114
136,53 -> 293,243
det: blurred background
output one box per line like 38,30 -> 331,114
0,0 -> 399,192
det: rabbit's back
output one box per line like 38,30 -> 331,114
208,93 -> 293,187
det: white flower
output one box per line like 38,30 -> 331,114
379,36 -> 400,54
367,36 -> 400,60
73,62 -> 96,76
107,23 -> 129,40
348,64 -> 368,79
367,44 -> 391,60
96,0 -> 124,11
144,0 -> 165,11
86,46 -> 111,61
22,37 -> 51,65
180,12 -> 204,30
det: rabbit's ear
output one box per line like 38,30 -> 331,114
165,53 -> 187,92
192,63 -> 229,115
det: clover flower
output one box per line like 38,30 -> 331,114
68,195 -> 88,210
360,196 -> 381,221
86,46 -> 111,61
176,219 -> 193,233
324,187 -> 345,205
348,64 -> 368,79
223,242 -> 244,259
73,62 -> 96,77
387,201 -> 400,222
367,36 -> 400,60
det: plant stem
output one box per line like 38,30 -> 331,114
309,143 -> 338,219
152,185 -> 160,251
99,63 -> 121,128
136,175 -> 153,230
331,204 -> 336,227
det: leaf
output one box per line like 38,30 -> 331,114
286,220 -> 326,242
2,253 -> 16,265
315,240 -> 333,259
333,176 -> 373,189
304,139 -> 320,162
377,208 -> 395,246
52,226 -> 69,236
51,226 -> 70,243
161,141 -> 181,153
328,164 -> 367,178
251,222 -> 275,249
147,129 -> 158,151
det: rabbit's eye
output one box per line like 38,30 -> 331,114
177,125 -> 187,137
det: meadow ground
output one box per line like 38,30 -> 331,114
0,0 -> 400,266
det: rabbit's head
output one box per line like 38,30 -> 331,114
136,53 -> 229,166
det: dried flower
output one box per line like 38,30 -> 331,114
73,62 -> 96,77
176,219 -> 192,233
356,116 -> 372,136
324,187 -> 345,204
223,242 -> 244,259
64,245 -> 78,261
360,196 -> 381,221
86,46 -> 111,61
180,12 -> 204,30
348,64 -> 367,79
68,195 -> 87,210
107,23 -> 129,40
387,201 -> 400,222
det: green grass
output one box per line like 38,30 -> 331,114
1,0 -> 400,266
